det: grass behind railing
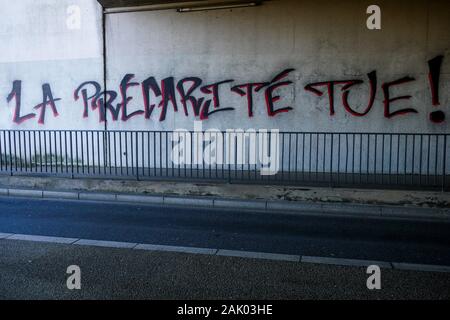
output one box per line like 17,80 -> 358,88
0,154 -> 82,167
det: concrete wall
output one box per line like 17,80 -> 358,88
104,0 -> 450,133
0,0 -> 449,176
1,0 -> 448,133
0,0 -> 103,130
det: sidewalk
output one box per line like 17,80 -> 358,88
0,175 -> 449,221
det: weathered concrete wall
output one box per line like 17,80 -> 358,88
0,0 -> 103,130
0,0 -> 448,177
1,0 -> 448,133
104,0 -> 450,133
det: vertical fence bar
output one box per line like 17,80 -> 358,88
435,136 -> 439,187
0,132 -> 4,172
352,134 -> 356,185
97,131 -> 101,175
337,134 -> 341,186
47,131 -> 51,173
152,132 -> 156,177
54,130 -> 58,173
142,131 -> 145,178
0,131 -> 3,171
67,131 -> 71,176
135,131 -> 139,181
114,131 -> 118,176
374,134 -> 378,184
301,133 -> 305,182
366,134 -> 370,185
381,134 -> 385,185
184,131 -> 188,179
228,132 -> 231,183
146,131 -> 150,178
106,131 -> 110,175
76,131 -> 80,175
294,133 -> 299,182
404,135 -> 408,186
85,131 -> 89,174
330,134 -> 334,187
18,131 -> 23,172
164,131 -> 169,178
50,131 -> 54,173
443,135 -> 447,191
22,131 -> 27,172
13,131 -> 18,173
119,132 -> 123,176
396,134 -> 400,185
125,132 -> 129,176
8,131 -> 12,175
71,131 -> 75,177
91,131 -> 96,175
131,131 -> 135,177
419,135 -> 423,187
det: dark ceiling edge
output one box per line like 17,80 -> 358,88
97,0 -> 211,9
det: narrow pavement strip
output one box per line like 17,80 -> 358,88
1,187 -> 449,221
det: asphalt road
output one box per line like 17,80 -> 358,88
1,196 -> 450,300
1,239 -> 450,300
0,196 -> 449,265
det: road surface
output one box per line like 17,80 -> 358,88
0,196 -> 449,299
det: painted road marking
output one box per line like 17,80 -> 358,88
135,244 -> 217,255
392,262 -> 450,273
301,256 -> 392,269
1,232 -> 449,273
0,233 -> 13,239
74,239 -> 138,249
217,249 -> 300,262
7,234 -> 79,244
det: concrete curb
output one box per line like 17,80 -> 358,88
116,194 -> 163,204
1,187 -> 449,221
79,192 -> 116,202
43,190 -> 79,200
214,199 -> 267,210
164,196 -> 213,207
8,188 -> 43,198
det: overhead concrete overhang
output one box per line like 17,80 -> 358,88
97,0 -> 262,13
97,0 -> 206,8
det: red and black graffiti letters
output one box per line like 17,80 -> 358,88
7,80 -> 36,124
4,56 -> 448,125
7,82 -> 60,125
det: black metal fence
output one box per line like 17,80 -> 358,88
0,130 -> 448,190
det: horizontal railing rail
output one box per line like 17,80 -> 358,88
0,130 -> 448,190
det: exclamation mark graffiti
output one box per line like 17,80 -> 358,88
428,55 -> 445,123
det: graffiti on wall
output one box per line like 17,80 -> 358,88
304,55 -> 445,124
73,68 -> 295,124
4,55 -> 447,125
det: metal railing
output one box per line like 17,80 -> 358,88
0,130 -> 448,190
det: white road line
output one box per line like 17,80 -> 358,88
0,233 -> 13,239
301,256 -> 392,269
1,232 -> 450,273
392,262 -> 450,273
217,249 -> 300,262
73,239 -> 138,249
135,244 -> 217,255
7,234 -> 79,244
